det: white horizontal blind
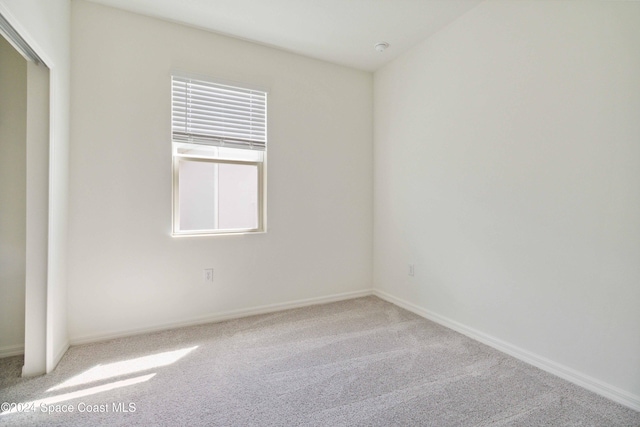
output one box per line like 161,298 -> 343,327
172,76 -> 267,151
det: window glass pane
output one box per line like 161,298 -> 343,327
178,159 -> 217,231
177,159 -> 258,232
217,163 -> 258,230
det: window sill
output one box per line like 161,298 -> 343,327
171,230 -> 266,238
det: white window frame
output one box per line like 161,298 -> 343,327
171,73 -> 267,237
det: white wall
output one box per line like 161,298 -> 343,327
0,0 -> 70,374
0,36 -> 27,358
374,0 -> 640,407
68,1 -> 372,341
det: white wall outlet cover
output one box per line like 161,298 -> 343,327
204,268 -> 214,283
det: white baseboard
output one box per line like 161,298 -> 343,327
0,343 -> 24,359
48,340 -> 70,373
373,289 -> 640,412
70,289 -> 374,346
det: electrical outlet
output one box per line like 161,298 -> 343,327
408,264 -> 415,277
204,268 -> 214,284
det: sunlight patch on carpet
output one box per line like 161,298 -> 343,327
48,346 -> 198,392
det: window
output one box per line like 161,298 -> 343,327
171,74 -> 267,236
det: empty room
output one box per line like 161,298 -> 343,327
0,0 -> 639,425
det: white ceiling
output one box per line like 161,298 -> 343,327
86,0 -> 482,71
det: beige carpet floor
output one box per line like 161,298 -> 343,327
1,296 -> 639,426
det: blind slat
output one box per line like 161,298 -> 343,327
172,90 -> 266,109
172,107 -> 266,123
